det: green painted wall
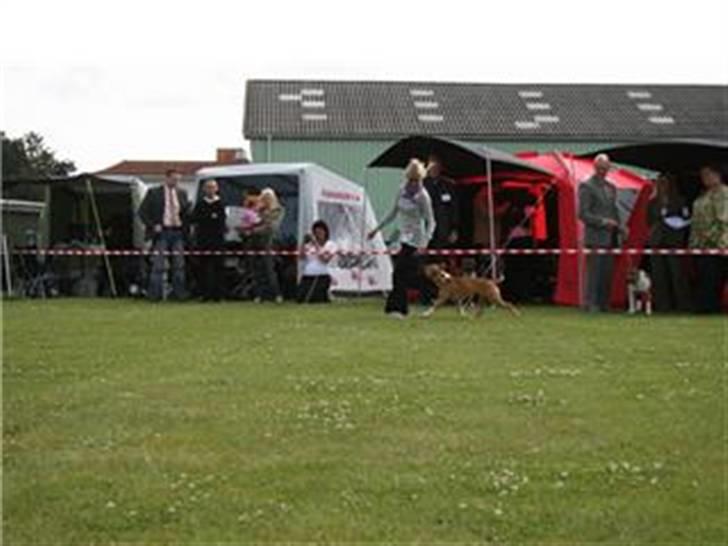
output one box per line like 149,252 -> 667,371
250,138 -> 616,220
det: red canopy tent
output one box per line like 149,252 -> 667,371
502,152 -> 652,307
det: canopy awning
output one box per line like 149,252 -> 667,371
367,135 -> 555,179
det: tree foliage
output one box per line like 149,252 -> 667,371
2,132 -> 77,180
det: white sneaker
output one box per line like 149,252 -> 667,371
387,311 -> 407,320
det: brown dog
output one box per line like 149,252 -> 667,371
422,263 -> 520,317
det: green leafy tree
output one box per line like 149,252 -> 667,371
2,131 -> 76,180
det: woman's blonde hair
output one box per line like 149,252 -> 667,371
259,187 -> 281,210
405,158 -> 426,182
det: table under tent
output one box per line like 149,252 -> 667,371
2,173 -> 148,297
194,162 -> 392,299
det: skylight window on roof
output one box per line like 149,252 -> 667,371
278,94 -> 301,101
302,101 -> 326,108
534,115 -> 560,123
414,101 -> 439,109
515,121 -> 540,130
648,116 -> 675,124
302,113 -> 328,121
301,89 -> 325,96
637,103 -> 664,112
526,102 -> 551,111
410,89 -> 435,97
417,114 -> 444,122
627,91 -> 652,99
518,90 -> 543,99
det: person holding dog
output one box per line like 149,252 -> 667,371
368,158 -> 435,319
578,154 -> 627,312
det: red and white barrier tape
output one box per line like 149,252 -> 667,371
8,247 -> 728,257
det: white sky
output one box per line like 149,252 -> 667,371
1,0 -> 727,172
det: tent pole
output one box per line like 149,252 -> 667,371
86,178 -> 118,298
486,152 -> 497,280
571,154 -> 584,309
2,234 -> 12,296
358,167 -> 369,297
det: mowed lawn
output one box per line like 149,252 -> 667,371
2,298 -> 726,544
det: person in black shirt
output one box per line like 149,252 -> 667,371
191,179 -> 227,301
421,155 -> 460,305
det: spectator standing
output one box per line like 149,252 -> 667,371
249,188 -> 285,303
578,154 -> 627,312
191,179 -> 227,302
138,168 -> 191,301
647,174 -> 691,312
689,164 -> 728,313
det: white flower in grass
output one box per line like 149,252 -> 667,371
493,507 -> 503,517
105,501 -> 116,509
458,502 -> 468,509
167,506 -> 176,514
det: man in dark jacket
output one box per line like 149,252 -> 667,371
421,156 -> 460,305
578,154 -> 626,312
138,169 -> 191,300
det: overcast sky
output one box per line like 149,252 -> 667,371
1,0 -> 726,172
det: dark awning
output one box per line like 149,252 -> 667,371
367,135 -> 554,179
577,139 -> 728,173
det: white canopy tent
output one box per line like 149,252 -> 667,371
195,163 -> 393,292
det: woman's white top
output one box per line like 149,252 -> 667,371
302,240 -> 337,276
374,184 -> 436,248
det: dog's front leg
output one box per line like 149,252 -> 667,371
421,293 -> 449,318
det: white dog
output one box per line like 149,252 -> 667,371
627,268 -> 652,315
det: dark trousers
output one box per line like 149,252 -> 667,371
503,237 -> 533,302
148,229 -> 186,301
385,244 -> 421,315
297,275 -> 331,303
584,252 -> 615,312
694,256 -> 726,313
198,253 -> 224,301
650,255 -> 691,312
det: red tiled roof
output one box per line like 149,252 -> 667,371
96,160 -> 223,177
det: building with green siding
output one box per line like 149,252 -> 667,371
243,80 -> 727,218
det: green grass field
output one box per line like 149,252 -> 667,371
2,299 -> 726,544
